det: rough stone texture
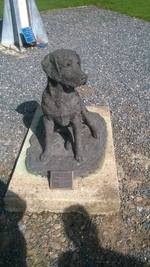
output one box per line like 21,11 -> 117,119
0,6 -> 150,266
5,106 -> 120,214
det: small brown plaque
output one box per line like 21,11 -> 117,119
49,171 -> 73,189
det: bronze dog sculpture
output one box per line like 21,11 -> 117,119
41,49 -> 98,162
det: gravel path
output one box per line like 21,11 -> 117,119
0,6 -> 150,266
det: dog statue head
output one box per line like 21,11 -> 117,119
41,49 -> 87,88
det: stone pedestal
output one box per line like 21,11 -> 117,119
5,106 -> 120,215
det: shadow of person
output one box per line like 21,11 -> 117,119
0,180 -> 27,267
0,180 -> 7,208
58,205 -> 146,267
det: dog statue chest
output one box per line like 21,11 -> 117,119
42,89 -> 81,126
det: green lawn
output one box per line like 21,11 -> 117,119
0,0 -> 150,21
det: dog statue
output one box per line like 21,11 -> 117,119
40,49 -> 98,162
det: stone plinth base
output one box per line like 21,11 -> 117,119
5,106 -> 120,215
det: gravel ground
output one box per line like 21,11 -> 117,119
0,6 -> 150,267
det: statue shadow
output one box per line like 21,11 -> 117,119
16,100 -> 39,130
0,180 -> 27,267
57,205 -> 146,267
16,100 -> 45,148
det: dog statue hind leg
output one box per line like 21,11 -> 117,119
71,115 -> 83,162
81,105 -> 98,139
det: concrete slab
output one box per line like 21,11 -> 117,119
5,106 -> 120,215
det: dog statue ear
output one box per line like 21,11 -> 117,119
41,53 -> 61,82
76,52 -> 81,66
41,54 -> 51,76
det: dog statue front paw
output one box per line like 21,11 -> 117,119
40,150 -> 50,162
65,140 -> 72,151
75,153 -> 84,163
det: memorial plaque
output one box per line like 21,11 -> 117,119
49,171 -> 73,189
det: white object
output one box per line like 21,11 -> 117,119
28,0 -> 48,44
1,0 -> 48,50
17,0 -> 29,28
1,0 -> 15,48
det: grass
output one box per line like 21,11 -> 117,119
0,0 -> 150,21
0,0 -> 3,18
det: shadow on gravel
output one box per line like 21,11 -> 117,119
0,180 -> 7,207
16,100 -> 39,130
0,180 -> 27,267
16,100 -> 45,150
58,205 -> 147,267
